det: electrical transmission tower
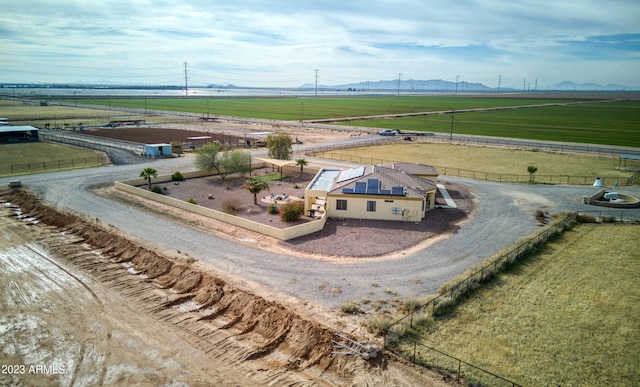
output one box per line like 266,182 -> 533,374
184,61 -> 189,97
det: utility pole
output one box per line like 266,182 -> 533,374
397,73 -> 402,96
534,79 -> 538,93
449,108 -> 455,140
184,61 -> 189,97
315,69 -> 319,96
523,78 -> 526,93
497,75 -> 502,93
455,75 -> 459,95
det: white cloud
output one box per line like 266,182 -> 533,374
1,0 -> 639,86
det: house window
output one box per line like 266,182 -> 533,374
367,200 -> 376,212
336,199 -> 348,211
392,207 -> 400,215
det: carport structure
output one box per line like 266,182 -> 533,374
256,158 -> 294,181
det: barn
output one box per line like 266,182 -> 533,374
0,126 -> 39,143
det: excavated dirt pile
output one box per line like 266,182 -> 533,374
1,189 -> 361,379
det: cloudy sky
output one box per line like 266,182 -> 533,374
2,1 -> 639,88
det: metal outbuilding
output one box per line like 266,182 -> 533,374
0,126 -> 39,143
144,143 -> 172,157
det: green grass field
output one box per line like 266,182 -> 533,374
58,96 -> 580,120
344,100 -> 640,147
0,142 -> 105,176
57,96 -> 640,148
403,223 -> 639,386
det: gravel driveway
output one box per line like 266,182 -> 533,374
3,151 -> 639,312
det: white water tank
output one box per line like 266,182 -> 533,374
593,177 -> 603,187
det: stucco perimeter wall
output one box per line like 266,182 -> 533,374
116,167 -> 327,241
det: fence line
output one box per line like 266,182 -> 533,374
312,151 -> 633,186
40,130 -> 142,152
0,156 -> 102,176
382,214 -> 577,386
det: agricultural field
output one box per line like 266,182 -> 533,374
0,100 -> 174,128
53,95 -> 640,148
57,95 -> 579,120
405,223 -> 639,386
343,100 -> 640,148
320,142 -> 636,185
0,142 -> 106,176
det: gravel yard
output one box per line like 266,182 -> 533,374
150,168 -> 474,257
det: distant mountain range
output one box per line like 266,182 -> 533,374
297,79 -> 636,92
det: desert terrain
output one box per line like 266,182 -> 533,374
0,188 -> 453,386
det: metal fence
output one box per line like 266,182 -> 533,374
313,151 -> 633,186
0,156 -> 102,176
40,130 -> 142,152
382,214 -> 578,386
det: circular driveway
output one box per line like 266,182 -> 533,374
2,150 -> 639,310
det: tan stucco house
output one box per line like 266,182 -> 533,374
304,163 -> 438,222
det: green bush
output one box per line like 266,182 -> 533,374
267,204 -> 279,214
151,185 -> 163,194
280,201 -> 304,222
186,197 -> 197,205
172,171 -> 184,181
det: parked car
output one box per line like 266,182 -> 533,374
379,129 -> 396,136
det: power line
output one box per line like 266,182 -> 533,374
184,61 -> 189,97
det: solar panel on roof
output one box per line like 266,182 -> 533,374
336,166 -> 366,182
355,188 -> 366,194
355,182 -> 367,189
367,179 -> 380,189
391,186 -> 405,195
342,188 -> 354,193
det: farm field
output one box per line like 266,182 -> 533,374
51,95 -> 640,148
405,223 -> 640,386
0,142 -> 106,176
320,142 -> 635,185
0,100 -> 177,128
342,100 -> 640,148
58,95 -> 580,120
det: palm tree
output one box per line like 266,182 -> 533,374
295,158 -> 308,178
140,167 -> 158,190
244,178 -> 269,205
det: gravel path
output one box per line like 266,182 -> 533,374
3,151 -> 639,312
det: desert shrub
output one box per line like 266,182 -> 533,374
280,200 -> 304,222
576,213 -> 597,223
366,315 -> 393,336
339,301 -> 361,315
222,198 -> 242,215
151,185 -> 163,194
267,204 -> 279,214
172,171 -> 184,181
186,198 -> 197,205
400,297 -> 422,314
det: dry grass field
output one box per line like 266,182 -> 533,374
0,142 -> 106,176
323,142 -> 635,183
410,223 -> 639,386
0,102 -> 174,128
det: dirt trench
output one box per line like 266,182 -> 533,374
1,189 -> 362,384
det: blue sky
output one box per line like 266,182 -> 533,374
2,0 -> 639,88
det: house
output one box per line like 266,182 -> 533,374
304,163 -> 438,222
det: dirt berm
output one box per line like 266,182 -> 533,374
1,189 -> 453,386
